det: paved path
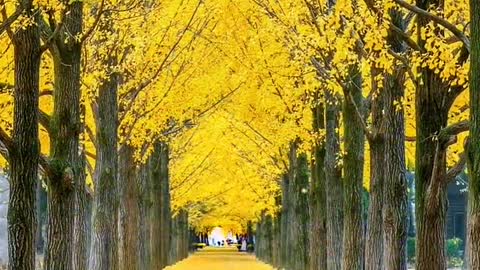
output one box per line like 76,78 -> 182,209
164,247 -> 275,270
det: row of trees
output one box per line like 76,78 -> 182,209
251,0 -> 480,269
0,0 -> 479,269
0,0 -> 227,269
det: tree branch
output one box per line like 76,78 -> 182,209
393,0 -> 470,52
445,152 -> 466,183
438,120 -> 469,143
345,89 -> 374,142
0,4 -> 21,40
39,89 -> 53,97
39,110 -> 51,134
0,127 -> 12,160
85,125 -> 97,150
79,0 -> 105,43
40,7 -> 68,53
389,22 -> 424,52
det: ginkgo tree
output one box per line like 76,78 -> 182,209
0,0 -> 478,269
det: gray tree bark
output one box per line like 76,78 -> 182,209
7,1 -> 41,268
325,97 -> 343,270
342,69 -> 365,270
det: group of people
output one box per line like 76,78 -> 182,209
237,237 -> 248,252
210,237 -> 248,251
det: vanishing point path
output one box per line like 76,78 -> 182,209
164,247 -> 274,270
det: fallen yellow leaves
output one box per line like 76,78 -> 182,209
165,247 -> 275,270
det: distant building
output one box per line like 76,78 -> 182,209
407,172 -> 468,248
446,173 -> 468,245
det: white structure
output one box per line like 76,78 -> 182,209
209,227 -> 226,246
0,174 -> 8,265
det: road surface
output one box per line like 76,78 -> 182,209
165,247 -> 274,270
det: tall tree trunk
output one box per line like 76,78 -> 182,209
325,98 -> 343,270
289,148 -> 310,270
383,13 -> 408,268
280,173 -> 290,268
286,146 -> 296,269
256,212 -> 273,263
364,85 -> 385,270
413,1 -> 457,269
467,0 -> 480,267
150,141 -> 172,269
365,138 -> 384,270
74,152 -> 92,270
309,103 -> 327,270
415,75 -> 449,270
170,213 -> 183,264
342,70 -> 365,270
44,3 -> 83,269
119,145 -> 140,270
180,210 -> 189,260
272,215 -> 281,267
264,214 -> 273,263
8,3 -> 41,267
138,162 -> 151,270
89,63 -> 119,270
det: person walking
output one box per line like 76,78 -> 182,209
240,238 -> 247,252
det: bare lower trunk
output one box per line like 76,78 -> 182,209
257,213 -> 273,263
467,0 -> 480,267
383,64 -> 408,269
89,68 -> 119,270
73,155 -> 91,270
119,145 -> 140,270
138,163 -> 151,270
414,74 -> 449,270
365,83 -> 385,270
309,104 -> 327,270
290,149 -> 310,270
280,174 -> 290,268
8,6 -> 41,268
272,216 -> 281,267
342,70 -> 365,270
44,2 -> 83,269
325,99 -> 343,270
414,0 -> 456,268
365,139 -> 384,270
150,142 -> 171,269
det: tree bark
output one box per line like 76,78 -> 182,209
44,3 -> 83,269
272,215 -> 281,267
74,152 -> 92,270
289,148 -> 310,270
138,162 -> 151,270
89,62 -> 119,270
365,87 -> 385,270
170,211 -> 188,263
383,15 -> 408,268
279,173 -> 290,268
365,138 -> 384,270
342,69 -> 365,270
150,141 -> 172,269
325,98 -> 343,270
119,145 -> 140,270
8,2 -> 41,268
257,212 -> 273,263
309,103 -> 327,270
413,1 -> 458,268
467,0 -> 480,267
415,73 -> 449,270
